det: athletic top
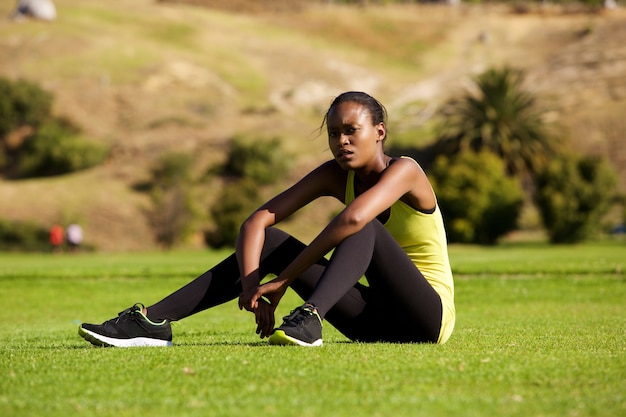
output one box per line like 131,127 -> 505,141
344,158 -> 455,344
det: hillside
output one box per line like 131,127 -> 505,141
0,0 -> 624,251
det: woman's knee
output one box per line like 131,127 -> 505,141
263,227 -> 295,245
355,220 -> 389,242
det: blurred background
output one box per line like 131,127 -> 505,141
0,0 -> 624,252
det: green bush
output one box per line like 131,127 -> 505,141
149,186 -> 195,248
0,220 -> 49,252
534,153 -> 618,243
16,119 -> 108,178
430,151 -> 524,244
149,151 -> 192,188
204,137 -> 291,248
206,178 -> 262,248
146,152 -> 196,248
221,137 -> 290,184
0,77 -> 52,138
0,78 -> 108,179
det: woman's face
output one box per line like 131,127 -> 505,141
327,101 -> 385,171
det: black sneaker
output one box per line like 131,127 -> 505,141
269,304 -> 323,347
78,303 -> 172,347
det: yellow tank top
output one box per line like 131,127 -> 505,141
345,161 -> 455,344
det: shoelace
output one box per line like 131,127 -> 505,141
282,306 -> 312,326
115,303 -> 144,324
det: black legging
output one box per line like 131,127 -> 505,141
147,221 -> 442,343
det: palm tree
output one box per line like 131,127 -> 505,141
435,67 -> 559,177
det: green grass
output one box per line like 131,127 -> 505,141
1,243 -> 625,417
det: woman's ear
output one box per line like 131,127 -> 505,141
376,123 -> 386,143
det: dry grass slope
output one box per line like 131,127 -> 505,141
0,0 -> 624,250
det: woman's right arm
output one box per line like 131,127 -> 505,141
236,161 -> 345,303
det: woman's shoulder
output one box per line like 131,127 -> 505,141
387,156 -> 425,177
395,155 -> 422,167
321,159 -> 349,183
314,159 -> 348,177
303,160 -> 347,199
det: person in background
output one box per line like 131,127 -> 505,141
78,91 -> 455,348
66,223 -> 83,252
49,224 -> 63,253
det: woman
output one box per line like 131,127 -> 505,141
79,91 -> 455,347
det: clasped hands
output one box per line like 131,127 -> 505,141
238,280 -> 286,339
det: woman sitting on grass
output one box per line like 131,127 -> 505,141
79,91 -> 455,347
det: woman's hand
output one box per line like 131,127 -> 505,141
254,299 -> 276,338
239,280 -> 287,338
238,285 -> 259,312
238,279 -> 287,312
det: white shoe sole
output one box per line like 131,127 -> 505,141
268,330 -> 322,347
79,326 -> 172,347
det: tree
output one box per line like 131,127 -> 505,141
534,153 -> 618,243
435,67 -> 559,177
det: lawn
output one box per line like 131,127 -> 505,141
0,242 -> 624,417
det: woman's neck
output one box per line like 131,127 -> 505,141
354,154 -> 392,189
